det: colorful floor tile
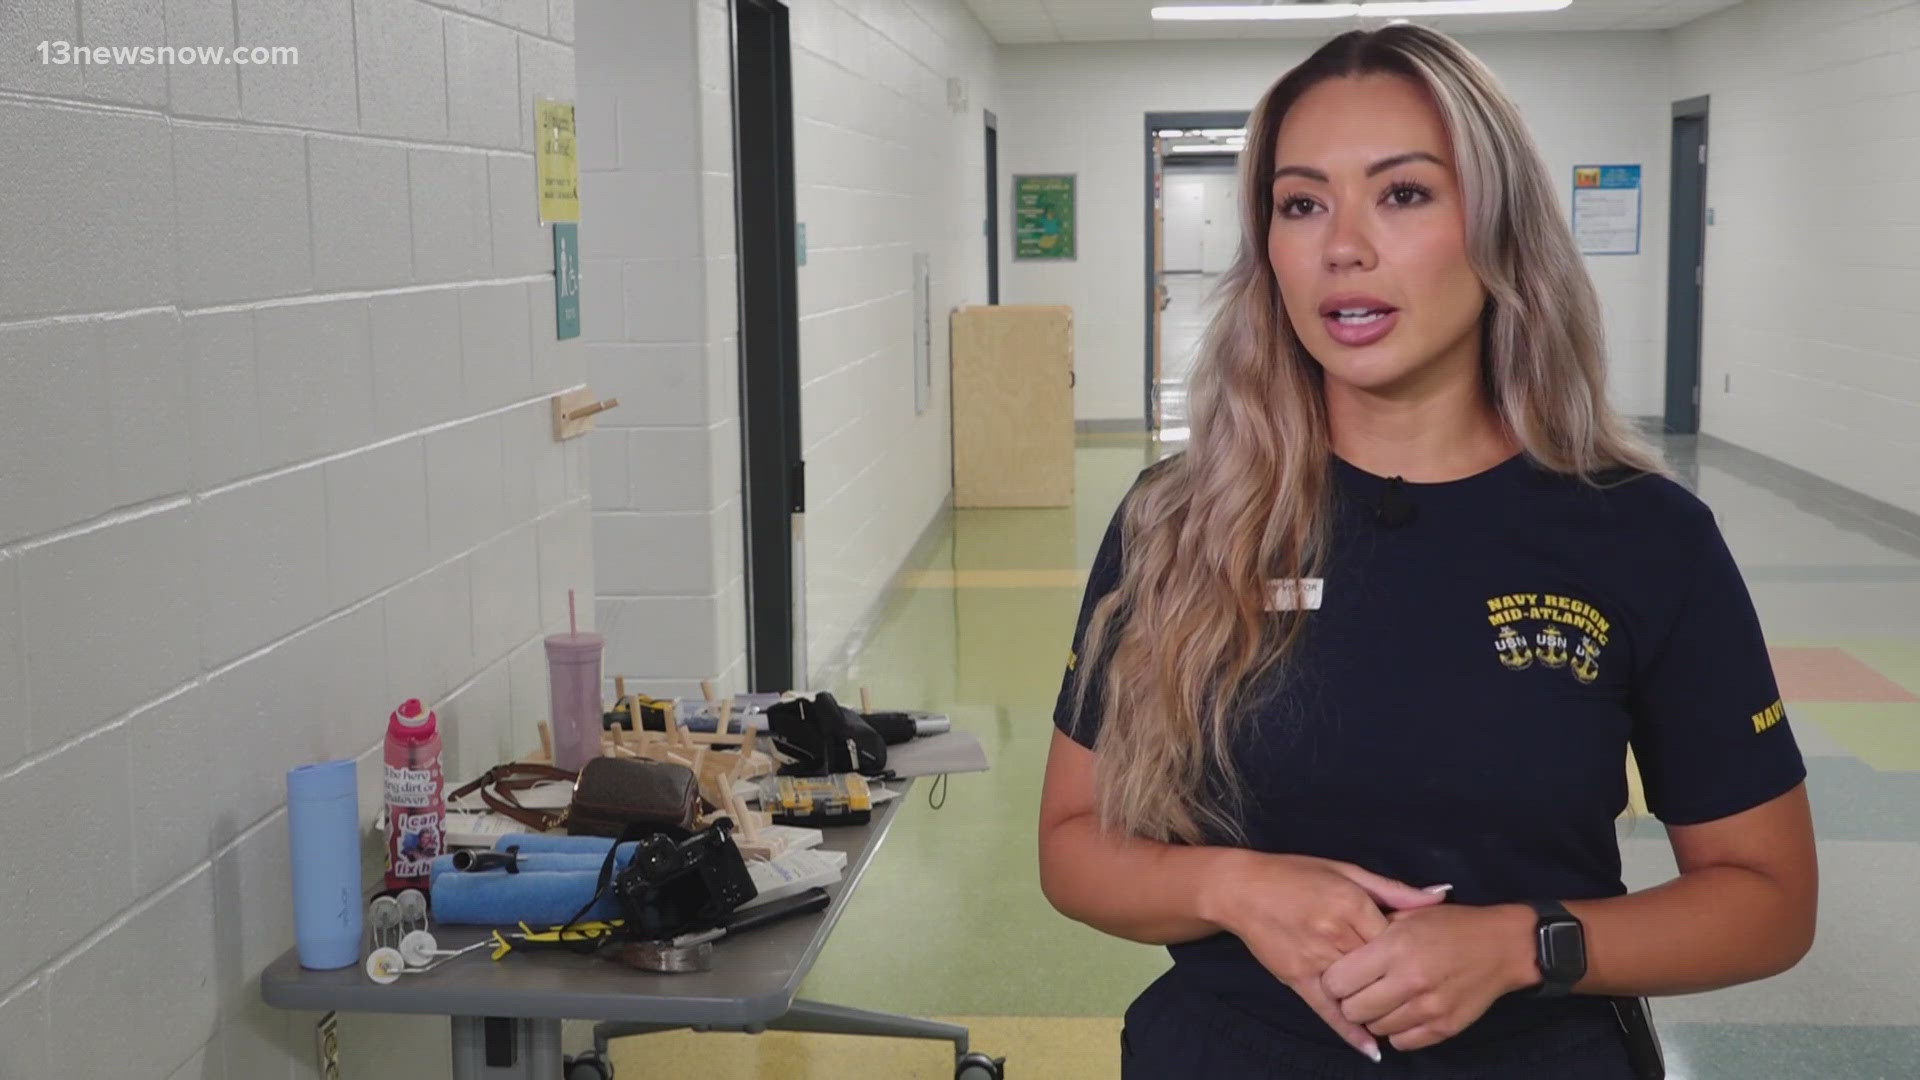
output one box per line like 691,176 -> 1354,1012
1770,646 -> 1918,702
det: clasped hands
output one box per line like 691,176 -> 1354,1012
1208,851 -> 1540,1061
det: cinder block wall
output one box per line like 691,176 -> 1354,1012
577,0 -> 749,703
0,1 -> 582,1076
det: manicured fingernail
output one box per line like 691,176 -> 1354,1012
1362,1041 -> 1382,1063
1424,883 -> 1454,894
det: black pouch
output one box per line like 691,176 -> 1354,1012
767,691 -> 888,776
1610,996 -> 1665,1080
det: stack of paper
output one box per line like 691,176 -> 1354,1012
738,847 -> 848,910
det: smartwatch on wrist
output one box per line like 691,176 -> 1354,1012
1526,899 -> 1587,997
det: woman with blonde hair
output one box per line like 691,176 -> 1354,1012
1038,24 -> 1815,1078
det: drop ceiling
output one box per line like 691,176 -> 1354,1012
960,0 -> 1748,44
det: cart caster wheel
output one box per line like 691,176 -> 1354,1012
955,1051 -> 1004,1079
564,1051 -> 614,1080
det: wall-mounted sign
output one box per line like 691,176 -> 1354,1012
536,98 -> 579,223
1572,164 -> 1640,255
1013,173 -> 1075,260
553,222 -> 580,340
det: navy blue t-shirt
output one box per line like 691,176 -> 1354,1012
1054,451 -> 1806,1047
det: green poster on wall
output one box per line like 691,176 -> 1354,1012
1014,173 -> 1076,260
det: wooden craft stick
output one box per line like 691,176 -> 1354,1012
537,721 -> 552,762
609,724 -> 626,755
718,698 -> 734,737
731,729 -> 759,784
692,746 -> 708,778
859,686 -> 872,714
700,679 -> 717,704
727,788 -> 759,840
614,676 -> 627,709
562,398 -> 619,421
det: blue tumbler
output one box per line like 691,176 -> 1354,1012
287,759 -> 364,970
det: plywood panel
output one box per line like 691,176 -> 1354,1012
951,304 -> 1074,507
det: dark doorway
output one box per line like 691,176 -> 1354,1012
984,110 -> 999,305
732,0 -> 802,691
1664,96 -> 1710,434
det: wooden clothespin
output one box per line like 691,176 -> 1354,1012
552,389 -> 620,440
563,397 -> 619,421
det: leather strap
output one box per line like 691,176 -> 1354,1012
448,763 -> 577,833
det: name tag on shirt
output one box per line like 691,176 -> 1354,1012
1267,578 -> 1324,611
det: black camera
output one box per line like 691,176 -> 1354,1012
610,821 -> 758,940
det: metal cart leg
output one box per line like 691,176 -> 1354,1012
451,1016 -> 565,1080
591,1020 -> 690,1059
761,998 -> 970,1057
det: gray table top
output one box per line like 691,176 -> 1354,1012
261,778 -> 912,1027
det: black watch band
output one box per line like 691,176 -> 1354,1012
1527,899 -> 1587,998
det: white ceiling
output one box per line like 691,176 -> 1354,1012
960,0 -> 1748,44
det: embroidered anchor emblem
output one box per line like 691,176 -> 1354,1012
1535,625 -> 1570,668
1570,636 -> 1601,684
1495,625 -> 1534,670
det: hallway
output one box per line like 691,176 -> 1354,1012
1156,272 -> 1220,434
612,431 -> 1920,1078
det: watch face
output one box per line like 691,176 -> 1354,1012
1541,920 -> 1587,980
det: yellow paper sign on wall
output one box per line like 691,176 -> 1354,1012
536,98 -> 580,223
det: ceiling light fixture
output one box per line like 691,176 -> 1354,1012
1152,0 -> 1573,20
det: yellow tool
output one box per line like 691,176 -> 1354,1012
488,920 -> 626,960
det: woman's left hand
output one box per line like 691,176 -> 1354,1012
1318,903 -> 1539,1051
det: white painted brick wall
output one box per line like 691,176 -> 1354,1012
578,0 -> 748,700
0,1 -> 582,1075
1675,0 -> 1920,515
786,0 -> 998,680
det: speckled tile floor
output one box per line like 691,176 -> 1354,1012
611,432 -> 1920,1079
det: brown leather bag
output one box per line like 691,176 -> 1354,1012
565,756 -> 701,838
447,762 -> 577,833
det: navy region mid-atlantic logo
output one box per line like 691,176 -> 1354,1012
1486,593 -> 1610,685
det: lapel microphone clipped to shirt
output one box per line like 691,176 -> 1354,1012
1373,476 -> 1420,528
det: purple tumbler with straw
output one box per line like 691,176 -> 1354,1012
546,589 -> 605,771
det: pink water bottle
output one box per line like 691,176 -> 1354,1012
384,698 -> 445,891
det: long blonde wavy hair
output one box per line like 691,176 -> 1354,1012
1069,25 -> 1666,844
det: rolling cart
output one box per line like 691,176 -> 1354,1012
263,775 -> 1006,1079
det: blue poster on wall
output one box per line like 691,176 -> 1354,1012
553,222 -> 580,340
1572,164 -> 1641,255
